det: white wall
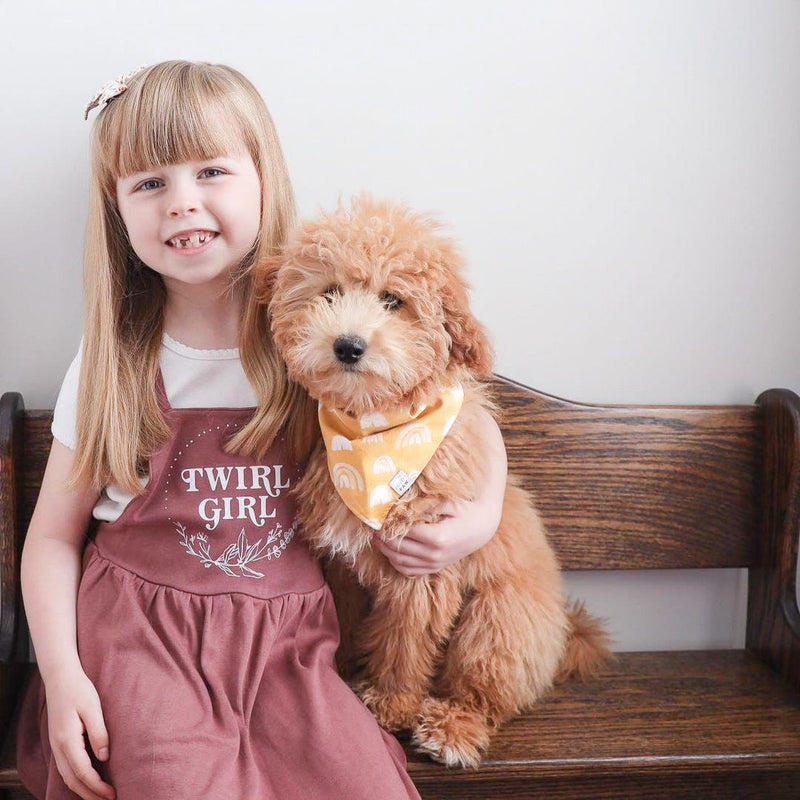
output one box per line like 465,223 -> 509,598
2,0 -> 798,651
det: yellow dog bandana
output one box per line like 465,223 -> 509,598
318,385 -> 464,530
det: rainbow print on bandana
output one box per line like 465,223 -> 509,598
318,385 -> 464,529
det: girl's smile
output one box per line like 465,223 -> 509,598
165,229 -> 219,252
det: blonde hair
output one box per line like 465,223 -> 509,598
73,60 -> 317,494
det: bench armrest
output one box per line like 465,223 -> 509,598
748,388 -> 800,688
0,392 -> 25,666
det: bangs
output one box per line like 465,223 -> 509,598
94,62 -> 258,183
116,95 -> 246,177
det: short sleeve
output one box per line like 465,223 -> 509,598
51,346 -> 82,450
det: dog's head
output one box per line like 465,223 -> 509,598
267,196 -> 493,414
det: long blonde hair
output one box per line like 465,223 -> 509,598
72,60 -> 317,494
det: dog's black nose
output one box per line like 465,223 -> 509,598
333,335 -> 367,365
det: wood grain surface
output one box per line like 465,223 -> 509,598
0,394 -> 24,666
404,651 -> 800,798
491,376 -> 760,569
14,413 -> 49,555
747,389 -> 800,690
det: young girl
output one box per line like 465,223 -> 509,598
16,61 -> 508,800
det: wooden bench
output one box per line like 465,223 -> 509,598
1,378 -> 799,799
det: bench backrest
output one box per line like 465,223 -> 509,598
9,377 -> 761,571
495,377 -> 761,570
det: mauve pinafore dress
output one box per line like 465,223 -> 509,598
17,381 -> 420,799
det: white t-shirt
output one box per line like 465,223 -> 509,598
53,334 -> 258,522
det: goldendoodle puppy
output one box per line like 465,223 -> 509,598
267,196 -> 609,767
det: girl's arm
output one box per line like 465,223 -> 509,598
376,407 -> 508,577
22,440 -> 116,800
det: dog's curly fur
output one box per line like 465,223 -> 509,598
266,196 -> 610,767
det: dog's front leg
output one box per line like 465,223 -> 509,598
358,572 -> 461,733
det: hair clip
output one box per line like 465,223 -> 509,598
84,65 -> 148,120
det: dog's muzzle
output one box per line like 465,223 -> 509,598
333,335 -> 367,365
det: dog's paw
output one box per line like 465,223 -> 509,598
412,698 -> 491,768
358,684 -> 423,731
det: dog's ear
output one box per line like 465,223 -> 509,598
439,260 -> 495,377
252,254 -> 285,305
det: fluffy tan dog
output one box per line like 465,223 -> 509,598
267,197 -> 609,767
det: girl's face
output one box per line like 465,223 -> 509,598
115,148 -> 262,297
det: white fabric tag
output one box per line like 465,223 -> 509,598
389,470 -> 414,496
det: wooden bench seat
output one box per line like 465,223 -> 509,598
407,650 -> 800,798
1,378 -> 799,799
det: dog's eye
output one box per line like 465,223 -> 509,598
380,291 -> 402,310
322,285 -> 342,304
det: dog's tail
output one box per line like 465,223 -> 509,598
555,601 -> 614,683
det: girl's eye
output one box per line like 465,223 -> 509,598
323,285 -> 342,304
200,167 -> 225,179
380,291 -> 402,310
137,178 -> 163,191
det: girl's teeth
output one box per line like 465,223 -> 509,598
170,232 -> 214,248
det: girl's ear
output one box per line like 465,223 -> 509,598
437,248 -> 495,377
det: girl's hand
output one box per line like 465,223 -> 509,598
44,666 -> 115,800
376,408 -> 508,577
376,497 -> 500,576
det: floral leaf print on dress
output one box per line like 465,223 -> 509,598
177,522 -> 295,578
